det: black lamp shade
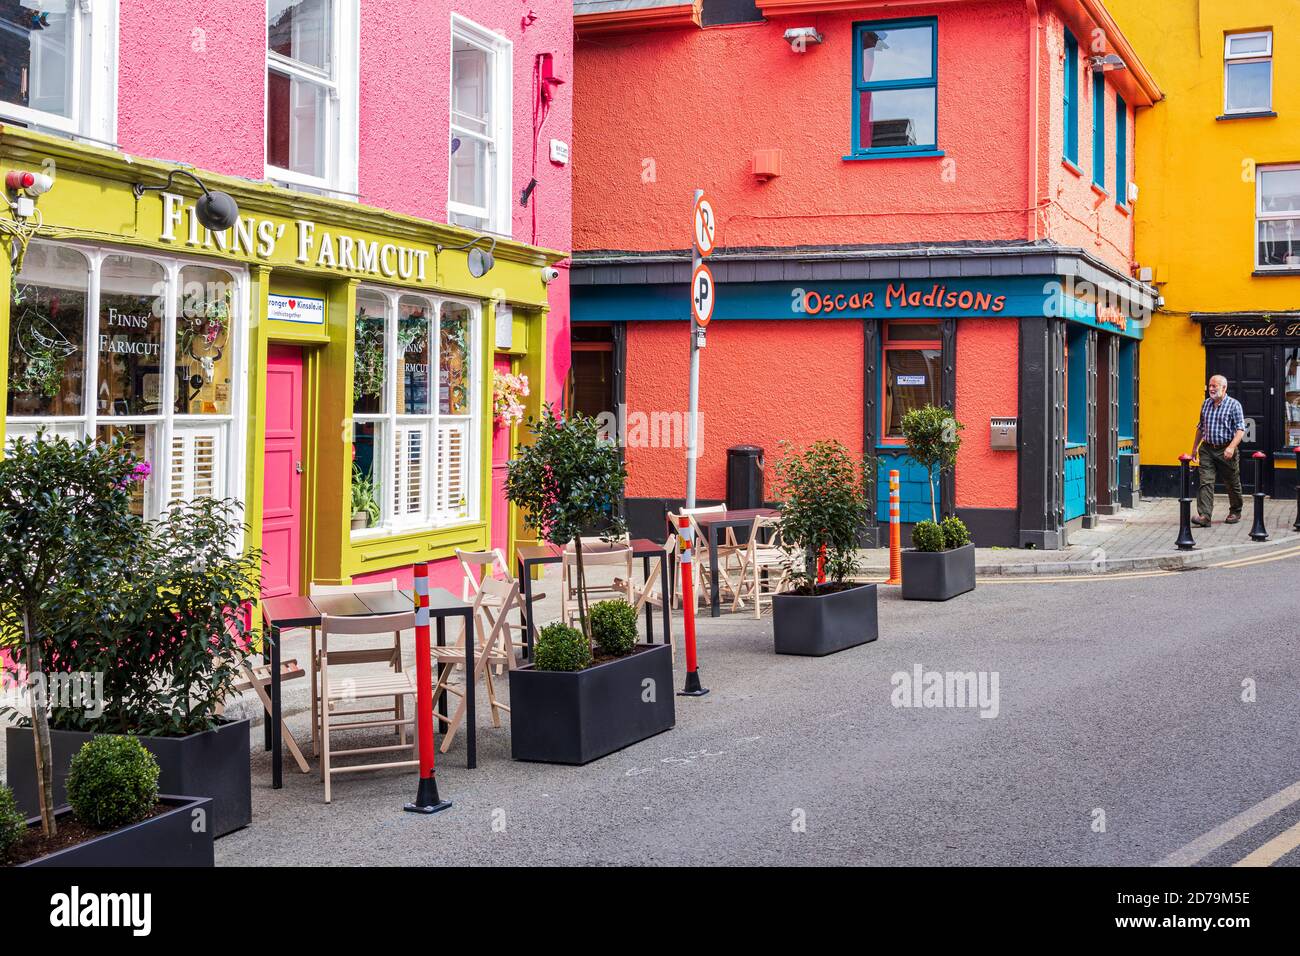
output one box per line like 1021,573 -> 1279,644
468,246 -> 494,278
196,190 -> 240,231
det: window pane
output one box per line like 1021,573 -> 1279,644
860,25 -> 933,83
1258,218 -> 1300,267
1225,60 -> 1270,112
1285,348 -> 1300,448
268,0 -> 330,71
0,0 -> 74,117
396,297 -> 431,415
439,303 -> 472,416
266,68 -> 326,177
351,420 -> 383,530
1227,34 -> 1269,57
7,242 -> 87,417
1260,168 -> 1300,215
175,267 -> 234,415
884,348 -> 941,437
452,37 -> 491,135
450,135 -> 489,212
887,322 -> 942,342
96,423 -> 153,518
167,425 -> 224,505
859,88 -> 936,149
353,290 -> 387,415
98,255 -> 165,417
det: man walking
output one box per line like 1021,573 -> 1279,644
1190,374 -> 1246,527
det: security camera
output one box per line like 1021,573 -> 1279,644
541,266 -> 560,284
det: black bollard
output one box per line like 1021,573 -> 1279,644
1176,453 -> 1196,550
1293,446 -> 1300,532
1249,451 -> 1269,542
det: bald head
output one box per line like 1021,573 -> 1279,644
1208,375 -> 1228,402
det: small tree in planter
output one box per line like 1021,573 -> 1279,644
901,405 -> 964,523
902,514 -> 976,601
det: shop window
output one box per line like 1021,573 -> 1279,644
1224,31 -> 1272,114
0,0 -> 116,142
5,243 -> 245,520
851,18 -> 938,157
1063,28 -> 1079,165
1091,73 -> 1106,189
449,15 -> 512,235
881,321 -> 942,442
1114,95 -> 1127,205
350,287 -> 479,537
266,0 -> 358,196
1256,165 -> 1300,270
1285,348 -> 1300,449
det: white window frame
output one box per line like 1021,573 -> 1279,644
5,241 -> 250,536
1256,163 -> 1300,271
448,13 -> 512,238
351,285 -> 481,539
264,0 -> 359,198
0,0 -> 118,143
1223,30 -> 1273,115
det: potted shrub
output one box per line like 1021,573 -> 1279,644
1,433 -> 261,839
900,404 -> 964,524
351,464 -> 380,530
902,516 -> 976,601
505,408 -> 673,763
5,736 -> 213,868
770,440 -> 878,656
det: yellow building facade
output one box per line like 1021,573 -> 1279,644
1109,0 -> 1300,497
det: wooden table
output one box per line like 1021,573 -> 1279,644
692,508 -> 781,617
259,587 -> 475,789
515,539 -> 672,657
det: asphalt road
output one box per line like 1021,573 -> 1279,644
214,548 -> 1300,866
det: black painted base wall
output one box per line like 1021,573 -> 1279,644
1140,465 -> 1182,498
954,508 -> 1019,548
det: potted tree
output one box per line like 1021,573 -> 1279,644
899,406 -> 976,600
505,407 -> 674,764
771,440 -> 878,656
1,433 -> 261,839
351,464 -> 380,530
3,737 -> 213,868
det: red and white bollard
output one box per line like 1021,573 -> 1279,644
404,562 -> 452,814
676,516 -> 709,697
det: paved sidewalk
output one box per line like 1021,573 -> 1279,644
860,495 -> 1300,576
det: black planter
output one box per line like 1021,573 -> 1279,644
19,796 -> 215,867
509,643 -> 675,765
900,542 -> 977,601
6,718 -> 251,838
772,583 -> 878,656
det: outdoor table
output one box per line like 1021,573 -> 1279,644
515,538 -> 672,658
691,508 -> 781,617
259,587 -> 476,790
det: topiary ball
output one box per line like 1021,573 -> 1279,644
66,736 -> 160,831
940,515 -> 971,549
590,599 -> 638,658
0,783 -> 27,863
534,622 -> 592,672
911,520 -> 946,553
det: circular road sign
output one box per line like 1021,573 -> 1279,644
693,195 -> 716,257
691,263 -> 715,327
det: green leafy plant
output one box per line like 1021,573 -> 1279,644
65,736 -> 160,831
506,404 -> 627,640
772,439 -> 872,589
0,784 -> 26,864
352,311 -> 387,401
941,515 -> 971,550
8,339 -> 64,398
911,520 -> 946,553
590,599 -> 638,658
351,465 -> 381,525
901,405 -> 964,523
533,622 -> 592,672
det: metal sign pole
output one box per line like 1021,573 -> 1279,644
686,188 -> 703,510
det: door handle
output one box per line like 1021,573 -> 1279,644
295,461 -> 304,475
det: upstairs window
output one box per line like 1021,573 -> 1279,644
1091,72 -> 1106,188
1224,31 -> 1272,114
1115,95 -> 1128,205
1063,28 -> 1079,164
850,18 -> 938,157
1256,165 -> 1300,271
449,15 -> 512,236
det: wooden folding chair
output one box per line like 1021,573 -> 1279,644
233,656 -> 310,773
456,548 -> 536,670
562,534 -> 630,607
629,544 -> 675,662
318,610 -> 418,803
732,514 -> 791,618
668,506 -> 742,610
561,545 -> 633,628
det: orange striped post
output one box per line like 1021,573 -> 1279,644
886,469 -> 902,586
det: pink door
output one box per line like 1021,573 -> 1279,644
490,355 -> 513,554
261,346 -> 304,598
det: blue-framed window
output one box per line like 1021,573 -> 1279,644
1115,95 -> 1128,204
1063,28 -> 1079,164
1091,72 -> 1106,188
850,18 -> 938,157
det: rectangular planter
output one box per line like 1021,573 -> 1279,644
773,583 -> 878,656
19,796 -> 215,868
509,643 -> 675,765
901,542 -> 976,601
6,718 -> 251,838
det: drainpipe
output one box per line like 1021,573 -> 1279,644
1025,0 -> 1040,243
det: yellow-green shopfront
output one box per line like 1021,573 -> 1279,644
1,127 -> 564,596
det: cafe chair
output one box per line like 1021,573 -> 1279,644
731,514 -> 791,619
456,548 -> 536,670
318,610 -> 419,803
628,544 -> 675,662
562,534 -> 631,606
668,506 -> 742,610
232,657 -> 310,774
561,545 -> 634,628
308,579 -> 405,755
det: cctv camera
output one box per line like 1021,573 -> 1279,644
541,266 -> 560,284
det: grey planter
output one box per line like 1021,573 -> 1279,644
509,643 -> 675,764
18,796 -> 215,868
901,542 -> 976,601
6,718 -> 251,838
772,583 -> 879,656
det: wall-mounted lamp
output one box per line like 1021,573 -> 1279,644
438,234 -> 497,278
1089,54 -> 1126,72
784,27 -> 824,52
132,169 -> 239,231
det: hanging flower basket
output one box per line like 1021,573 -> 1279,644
493,371 -> 530,429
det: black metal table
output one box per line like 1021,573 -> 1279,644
515,539 -> 672,658
692,508 -> 781,617
259,586 -> 476,789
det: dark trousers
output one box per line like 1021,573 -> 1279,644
1197,441 -> 1244,518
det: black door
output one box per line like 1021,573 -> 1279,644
1205,347 -> 1272,495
